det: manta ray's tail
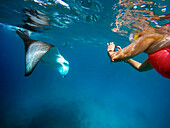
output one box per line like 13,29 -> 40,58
16,29 -> 54,76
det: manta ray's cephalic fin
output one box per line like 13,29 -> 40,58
16,29 -> 54,76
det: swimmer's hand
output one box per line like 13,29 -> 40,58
107,42 -> 115,52
107,42 -> 122,62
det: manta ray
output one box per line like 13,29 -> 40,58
16,29 -> 69,77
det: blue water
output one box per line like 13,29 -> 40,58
0,0 -> 170,128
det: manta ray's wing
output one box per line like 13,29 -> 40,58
16,29 -> 54,76
24,41 -> 54,76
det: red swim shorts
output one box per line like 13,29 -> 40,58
148,45 -> 170,79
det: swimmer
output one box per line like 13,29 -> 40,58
107,22 -> 170,79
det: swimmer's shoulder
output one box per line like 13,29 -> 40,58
144,33 -> 168,42
144,33 -> 170,54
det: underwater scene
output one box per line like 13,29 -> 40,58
0,0 -> 170,128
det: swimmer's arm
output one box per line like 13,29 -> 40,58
108,37 -> 155,62
126,58 -> 154,72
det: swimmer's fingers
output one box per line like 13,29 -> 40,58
115,46 -> 122,51
110,42 -> 114,45
107,42 -> 114,46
